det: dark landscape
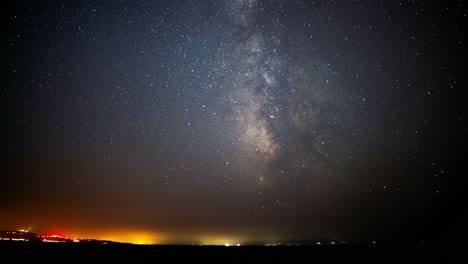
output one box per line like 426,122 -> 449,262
1,241 -> 465,262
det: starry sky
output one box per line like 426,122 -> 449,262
2,0 -> 466,244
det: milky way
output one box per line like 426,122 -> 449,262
217,0 -> 348,189
2,0 -> 466,243
225,0 -> 281,185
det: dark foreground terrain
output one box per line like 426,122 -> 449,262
0,241 -> 465,262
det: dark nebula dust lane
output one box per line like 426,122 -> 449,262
2,0 -> 466,244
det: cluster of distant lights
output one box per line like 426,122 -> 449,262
264,241 -> 356,246
1,229 -> 105,243
39,234 -> 86,243
224,243 -> 241,247
223,241 -> 361,247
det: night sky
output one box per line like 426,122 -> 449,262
2,0 -> 466,245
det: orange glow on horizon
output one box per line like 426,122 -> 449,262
96,231 -> 161,245
68,230 -> 164,245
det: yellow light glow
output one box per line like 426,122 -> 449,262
68,229 -> 164,245
198,235 -> 244,246
97,231 -> 161,245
